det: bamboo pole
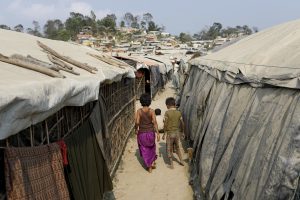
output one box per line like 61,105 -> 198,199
0,53 -> 65,78
47,54 -> 80,75
37,41 -> 97,73
87,53 -> 126,69
47,54 -> 73,70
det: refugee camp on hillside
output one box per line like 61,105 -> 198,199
1,1 -> 300,199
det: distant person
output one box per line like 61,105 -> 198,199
162,97 -> 185,169
155,108 -> 164,132
135,93 -> 160,173
170,57 -> 180,92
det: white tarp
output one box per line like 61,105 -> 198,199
145,55 -> 173,74
189,19 -> 300,89
0,29 -> 135,139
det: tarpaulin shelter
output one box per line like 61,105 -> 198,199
114,55 -> 165,98
0,29 -> 136,199
180,19 -> 300,200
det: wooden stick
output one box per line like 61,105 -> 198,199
87,53 -> 126,69
47,54 -> 73,70
47,54 -> 80,75
37,41 -> 97,73
0,53 -> 65,78
109,55 -> 132,67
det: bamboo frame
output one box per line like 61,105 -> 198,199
0,77 -> 136,193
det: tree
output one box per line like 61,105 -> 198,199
179,32 -> 193,43
120,21 -> 125,28
0,24 -> 11,30
140,21 -> 146,29
14,24 -> 24,32
56,29 -> 71,41
65,12 -> 85,39
124,12 -> 134,27
242,25 -> 252,35
143,13 -> 153,25
131,15 -> 140,29
90,10 -> 96,21
27,21 -> 42,37
206,22 -> 222,39
148,21 -> 161,32
44,19 -> 64,39
97,14 -> 117,33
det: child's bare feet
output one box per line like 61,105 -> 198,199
148,166 -> 153,173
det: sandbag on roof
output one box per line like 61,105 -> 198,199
0,29 -> 135,140
189,19 -> 300,89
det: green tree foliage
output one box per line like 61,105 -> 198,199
131,16 -> 140,29
56,29 -> 71,41
148,21 -> 161,32
140,21 -> 146,29
27,21 -> 43,37
14,24 -> 24,32
120,21 -> 125,28
143,13 -> 153,24
0,24 -> 11,30
205,22 -> 222,40
9,11 -> 163,43
44,19 -> 63,38
124,12 -> 134,27
97,14 -> 117,35
65,12 -> 86,39
179,32 -> 193,43
195,22 -> 255,40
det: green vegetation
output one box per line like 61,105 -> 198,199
193,22 -> 256,40
0,11 -> 164,42
0,15 -> 257,46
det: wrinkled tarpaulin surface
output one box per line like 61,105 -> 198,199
189,19 -> 300,90
180,66 -> 300,200
64,119 -> 113,200
0,29 -> 135,140
4,143 -> 70,200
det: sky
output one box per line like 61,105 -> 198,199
1,0 -> 300,35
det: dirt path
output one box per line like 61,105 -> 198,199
113,83 -> 193,200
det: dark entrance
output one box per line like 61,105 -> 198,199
137,68 -> 151,95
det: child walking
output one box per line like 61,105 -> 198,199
162,97 -> 185,169
135,93 -> 160,173
155,108 -> 164,133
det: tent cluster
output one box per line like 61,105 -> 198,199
0,29 -> 136,199
180,19 -> 300,200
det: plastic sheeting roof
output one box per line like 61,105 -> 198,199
145,55 -> 173,73
0,29 -> 135,139
189,19 -> 300,89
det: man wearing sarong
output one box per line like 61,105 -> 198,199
135,93 -> 160,173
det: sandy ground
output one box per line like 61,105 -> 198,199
112,83 -> 193,200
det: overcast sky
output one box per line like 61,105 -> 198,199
1,0 -> 300,34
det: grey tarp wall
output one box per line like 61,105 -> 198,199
179,19 -> 300,200
180,66 -> 300,200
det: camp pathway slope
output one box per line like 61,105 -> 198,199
113,83 -> 193,200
